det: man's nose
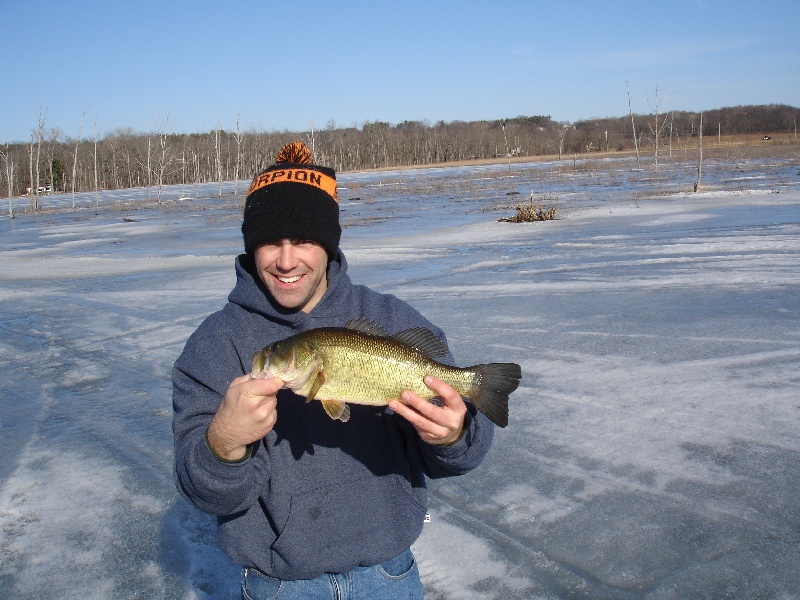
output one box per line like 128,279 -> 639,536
277,242 -> 298,270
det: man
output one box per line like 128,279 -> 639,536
172,142 -> 495,599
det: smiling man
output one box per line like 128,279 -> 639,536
254,239 -> 329,312
172,142 -> 496,599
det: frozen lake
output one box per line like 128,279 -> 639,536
1,153 -> 799,598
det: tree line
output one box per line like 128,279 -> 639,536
1,103 -> 797,212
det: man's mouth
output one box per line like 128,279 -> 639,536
276,275 -> 302,284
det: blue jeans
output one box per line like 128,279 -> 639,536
241,548 -> 424,599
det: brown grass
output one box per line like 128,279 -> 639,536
498,196 -> 558,223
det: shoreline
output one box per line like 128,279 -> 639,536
345,132 -> 799,174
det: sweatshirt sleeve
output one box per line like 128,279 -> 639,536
172,317 -> 270,517
418,403 -> 495,477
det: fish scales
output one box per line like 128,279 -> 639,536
299,329 -> 477,404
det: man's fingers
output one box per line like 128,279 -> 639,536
230,373 -> 252,387
246,375 -> 284,397
229,374 -> 284,404
391,394 -> 428,425
386,377 -> 469,446
399,389 -> 439,420
423,376 -> 465,408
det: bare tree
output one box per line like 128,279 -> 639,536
114,128 -> 137,190
191,146 -> 200,198
148,137 -> 155,196
501,121 -> 511,171
626,79 -> 640,169
43,127 -> 62,194
647,86 -> 669,172
668,112 -> 674,159
93,115 -> 100,206
72,110 -> 85,208
233,114 -> 244,195
153,114 -> 174,202
25,104 -> 48,212
694,112 -> 703,192
28,134 -> 35,212
305,122 -> 317,160
35,105 -> 48,209
157,133 -> 169,202
557,125 -> 569,160
214,124 -> 223,197
1,144 -> 15,217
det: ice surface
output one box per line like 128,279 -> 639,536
1,155 -> 799,598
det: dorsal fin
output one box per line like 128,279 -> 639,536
345,317 -> 450,359
392,328 -> 450,359
345,317 -> 388,337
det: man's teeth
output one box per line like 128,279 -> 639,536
278,275 -> 302,284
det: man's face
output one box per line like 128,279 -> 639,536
254,239 -> 329,313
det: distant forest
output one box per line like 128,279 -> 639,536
1,103 -> 797,208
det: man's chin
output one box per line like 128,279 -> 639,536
267,286 -> 310,310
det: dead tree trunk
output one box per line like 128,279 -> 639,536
1,145 -> 14,217
234,114 -> 243,195
626,80 -> 640,169
33,104 -> 47,211
648,86 -> 669,172
214,125 -> 223,197
694,112 -> 703,192
93,116 -> 100,206
28,136 -> 35,212
72,110 -> 85,209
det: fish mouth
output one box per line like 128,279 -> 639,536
251,348 -> 272,379
257,347 -> 297,381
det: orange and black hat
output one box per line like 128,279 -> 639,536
242,141 -> 340,257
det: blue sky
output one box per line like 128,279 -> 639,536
1,0 -> 798,143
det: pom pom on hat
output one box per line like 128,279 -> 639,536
242,141 -> 340,257
275,141 -> 314,165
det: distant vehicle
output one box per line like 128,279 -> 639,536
762,135 -> 772,140
24,185 -> 53,195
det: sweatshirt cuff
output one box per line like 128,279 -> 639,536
204,428 -> 253,464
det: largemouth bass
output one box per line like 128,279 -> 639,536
251,317 -> 520,427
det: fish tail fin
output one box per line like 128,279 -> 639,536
469,363 -> 521,428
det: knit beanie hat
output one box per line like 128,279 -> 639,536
242,141 -> 340,257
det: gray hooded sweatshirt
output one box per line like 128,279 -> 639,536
172,250 -> 494,580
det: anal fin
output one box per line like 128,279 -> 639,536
321,399 -> 351,423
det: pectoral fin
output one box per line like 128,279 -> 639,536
305,371 -> 326,403
321,399 -> 351,423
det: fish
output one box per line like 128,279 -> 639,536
251,317 -> 520,427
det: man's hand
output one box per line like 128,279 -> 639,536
206,374 -> 283,461
389,376 -> 467,446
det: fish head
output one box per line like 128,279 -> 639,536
252,338 -> 321,391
